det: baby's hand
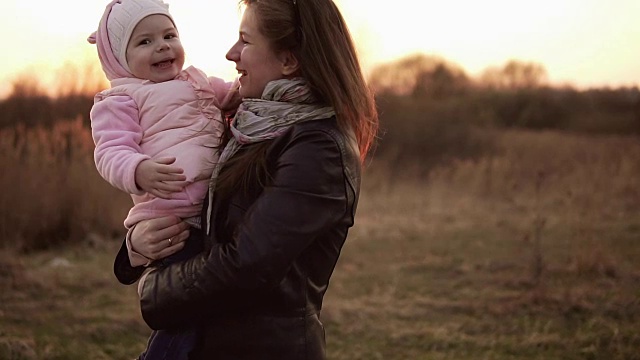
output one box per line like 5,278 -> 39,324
135,157 -> 186,199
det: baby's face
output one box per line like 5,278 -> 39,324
126,14 -> 185,83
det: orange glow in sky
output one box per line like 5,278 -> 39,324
1,0 -> 639,98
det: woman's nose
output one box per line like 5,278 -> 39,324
226,42 -> 240,61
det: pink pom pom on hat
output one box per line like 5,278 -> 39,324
88,0 -> 175,81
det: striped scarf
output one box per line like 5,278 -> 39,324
206,78 -> 335,234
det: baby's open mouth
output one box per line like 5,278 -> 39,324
153,60 -> 174,69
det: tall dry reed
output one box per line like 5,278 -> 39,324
0,117 -> 130,251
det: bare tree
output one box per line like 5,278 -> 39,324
480,60 -> 547,89
369,53 -> 468,97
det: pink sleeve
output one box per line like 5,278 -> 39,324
90,95 -> 150,195
180,66 -> 240,111
208,76 -> 241,111
207,76 -> 233,96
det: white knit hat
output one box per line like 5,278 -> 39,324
106,0 -> 175,72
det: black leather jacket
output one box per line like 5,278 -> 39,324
114,117 -> 361,360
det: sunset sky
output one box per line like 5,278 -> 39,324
1,0 -> 639,98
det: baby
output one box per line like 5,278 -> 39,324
88,0 -> 239,359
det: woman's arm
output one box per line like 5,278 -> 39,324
113,216 -> 190,284
138,128 -> 351,330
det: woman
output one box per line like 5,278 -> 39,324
115,0 -> 378,358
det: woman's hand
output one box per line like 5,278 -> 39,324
130,216 -> 190,260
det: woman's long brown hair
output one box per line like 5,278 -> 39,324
215,0 -> 379,195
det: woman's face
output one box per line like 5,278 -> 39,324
226,6 -> 289,99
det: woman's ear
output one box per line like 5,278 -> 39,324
279,50 -> 300,76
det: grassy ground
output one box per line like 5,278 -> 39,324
0,241 -> 148,360
1,128 -> 639,359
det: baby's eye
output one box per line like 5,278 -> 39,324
138,39 -> 151,45
165,33 -> 178,40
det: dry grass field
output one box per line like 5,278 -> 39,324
1,126 -> 639,359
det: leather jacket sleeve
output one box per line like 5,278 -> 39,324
139,126 -> 357,330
